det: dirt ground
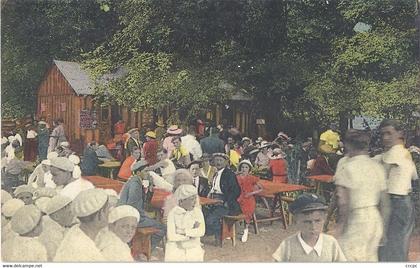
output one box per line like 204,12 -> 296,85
151,205 -> 420,262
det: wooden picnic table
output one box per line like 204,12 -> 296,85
83,175 -> 124,193
98,160 -> 121,179
256,180 -> 311,229
305,174 -> 334,195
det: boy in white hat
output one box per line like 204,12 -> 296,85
95,205 -> 140,261
50,156 -> 94,200
1,198 -> 25,243
14,185 -> 35,205
38,194 -> 74,260
54,189 -> 110,261
27,152 -> 58,189
165,184 -> 205,262
2,205 -> 48,262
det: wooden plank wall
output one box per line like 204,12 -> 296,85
37,65 -> 76,143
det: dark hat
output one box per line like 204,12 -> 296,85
212,153 -> 229,160
187,160 -> 203,169
289,193 -> 328,215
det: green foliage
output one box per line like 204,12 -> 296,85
1,0 -> 119,119
3,0 -> 418,132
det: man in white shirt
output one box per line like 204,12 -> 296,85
181,127 -> 203,161
376,119 -> 418,262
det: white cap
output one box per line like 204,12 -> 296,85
11,205 -> 42,235
47,151 -> 59,160
50,157 -> 74,172
108,205 -> 140,223
1,190 -> 12,205
35,197 -> 52,214
45,194 -> 72,215
238,159 -> 253,169
174,184 -> 197,201
60,141 -> 70,147
2,198 -> 25,217
72,189 -> 108,217
1,137 -> 8,144
13,185 -> 35,197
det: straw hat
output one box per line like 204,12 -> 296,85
156,120 -> 165,128
167,125 -> 182,135
145,131 -> 156,139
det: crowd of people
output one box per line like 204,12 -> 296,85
1,117 -> 419,262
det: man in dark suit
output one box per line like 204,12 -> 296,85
203,153 -> 242,242
188,160 -> 210,197
200,127 -> 225,155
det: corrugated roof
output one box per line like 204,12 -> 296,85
54,60 -> 94,95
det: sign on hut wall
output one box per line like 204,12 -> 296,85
80,109 -> 98,129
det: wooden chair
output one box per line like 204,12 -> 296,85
131,227 -> 160,261
219,213 -> 258,247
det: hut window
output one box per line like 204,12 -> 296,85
102,108 -> 109,121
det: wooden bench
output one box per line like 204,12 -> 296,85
220,213 -> 258,247
131,227 -> 160,261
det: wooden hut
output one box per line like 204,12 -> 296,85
36,60 -> 153,152
37,60 -> 258,152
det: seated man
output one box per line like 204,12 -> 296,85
203,153 -> 241,243
80,141 -> 104,176
170,136 -> 191,168
144,148 -> 176,191
188,160 -> 210,197
117,160 -> 165,255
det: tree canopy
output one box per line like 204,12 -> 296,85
2,0 -> 419,134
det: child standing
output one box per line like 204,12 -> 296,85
236,160 -> 263,242
165,184 -> 205,262
272,193 -> 346,262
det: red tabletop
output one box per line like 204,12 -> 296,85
83,176 -> 124,193
258,180 -> 311,196
150,189 -> 221,208
305,174 -> 334,183
83,175 -> 115,185
97,183 -> 124,193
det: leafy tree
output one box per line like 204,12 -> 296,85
1,0 -> 118,118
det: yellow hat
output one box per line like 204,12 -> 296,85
145,131 -> 156,139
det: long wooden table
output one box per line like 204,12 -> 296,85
83,175 -> 124,193
256,180 -> 311,229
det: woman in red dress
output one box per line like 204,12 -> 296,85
236,160 -> 263,242
268,148 -> 288,183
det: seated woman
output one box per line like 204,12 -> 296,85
118,147 -> 141,181
96,205 -> 140,262
165,184 -> 205,262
